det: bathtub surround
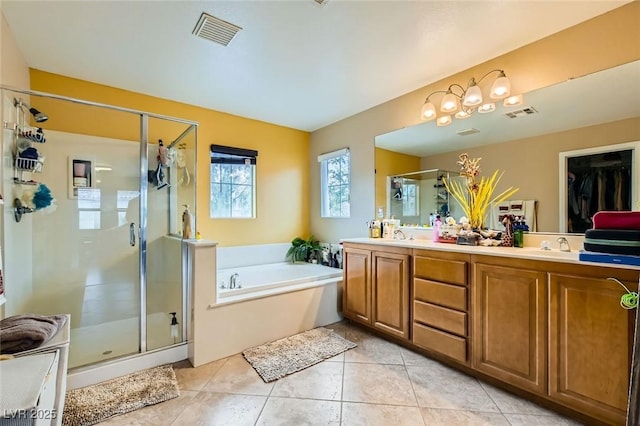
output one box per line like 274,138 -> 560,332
188,241 -> 342,367
242,327 -> 356,383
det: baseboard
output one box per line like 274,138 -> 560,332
66,343 -> 188,389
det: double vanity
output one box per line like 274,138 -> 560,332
342,238 -> 639,425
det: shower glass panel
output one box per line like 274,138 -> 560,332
1,87 -> 197,368
145,117 -> 196,351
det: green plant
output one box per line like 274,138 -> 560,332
286,236 -> 323,263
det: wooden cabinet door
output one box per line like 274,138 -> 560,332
343,247 -> 372,325
372,251 -> 410,339
549,273 -> 635,425
473,263 -> 547,395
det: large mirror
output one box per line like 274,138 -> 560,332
375,60 -> 640,233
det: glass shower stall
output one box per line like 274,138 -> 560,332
1,86 -> 197,369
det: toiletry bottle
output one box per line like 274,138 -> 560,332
432,215 -> 442,242
371,220 -> 381,238
182,204 -> 192,239
382,217 -> 391,239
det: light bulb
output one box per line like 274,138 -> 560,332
490,73 -> 511,99
478,103 -> 496,113
463,84 -> 483,107
455,110 -> 472,119
440,92 -> 459,113
436,115 -> 452,126
503,94 -> 523,107
421,101 -> 437,121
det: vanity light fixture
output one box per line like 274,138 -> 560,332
420,69 -> 521,126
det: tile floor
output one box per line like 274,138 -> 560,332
100,321 -> 583,425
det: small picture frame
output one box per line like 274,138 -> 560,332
69,157 -> 94,198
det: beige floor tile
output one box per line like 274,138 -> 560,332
173,358 -> 227,391
407,365 -> 499,412
503,413 -> 585,425
343,363 -> 417,406
99,390 -> 198,426
479,381 -> 559,416
341,402 -> 425,426
325,351 -> 346,362
203,354 -> 274,396
420,407 -> 511,425
256,397 -> 341,426
480,382 -> 555,416
170,391 -> 266,426
271,361 -> 344,400
324,321 -> 349,338
399,347 -> 440,367
344,327 -> 403,364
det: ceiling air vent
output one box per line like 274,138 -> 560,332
504,106 -> 538,119
457,128 -> 480,136
193,12 -> 242,47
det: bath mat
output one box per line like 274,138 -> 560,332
62,365 -> 179,426
242,327 -> 357,383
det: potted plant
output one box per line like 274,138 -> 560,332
286,236 -> 323,263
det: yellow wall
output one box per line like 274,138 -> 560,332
374,147 -> 421,214
310,2 -> 640,242
29,70 -> 310,246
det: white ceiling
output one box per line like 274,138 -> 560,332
0,1 -> 631,132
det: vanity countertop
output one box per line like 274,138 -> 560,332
340,237 -> 640,271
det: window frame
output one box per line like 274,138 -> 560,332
210,145 -> 258,219
318,147 -> 351,218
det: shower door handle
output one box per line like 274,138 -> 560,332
129,222 -> 136,246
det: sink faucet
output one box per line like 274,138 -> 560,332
557,237 -> 571,252
229,273 -> 239,289
393,229 -> 406,240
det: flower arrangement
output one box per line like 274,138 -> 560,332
443,153 -> 518,230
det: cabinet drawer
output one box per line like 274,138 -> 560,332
413,323 -> 467,363
414,278 -> 466,310
414,256 -> 467,286
414,301 -> 467,336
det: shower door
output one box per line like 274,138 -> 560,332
1,87 -> 196,369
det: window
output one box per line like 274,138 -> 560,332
77,188 -> 101,230
319,148 -> 350,218
210,145 -> 257,218
402,179 -> 419,217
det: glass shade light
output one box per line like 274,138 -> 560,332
462,82 -> 483,107
436,115 -> 452,126
440,91 -> 459,113
421,101 -> 437,121
490,72 -> 511,99
455,109 -> 472,119
420,69 -> 521,124
503,94 -> 523,107
477,102 -> 496,113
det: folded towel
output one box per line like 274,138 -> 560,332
0,313 -> 68,354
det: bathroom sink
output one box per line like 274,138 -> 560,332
519,247 -> 579,261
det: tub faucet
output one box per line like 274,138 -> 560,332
557,237 -> 571,252
229,273 -> 239,289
